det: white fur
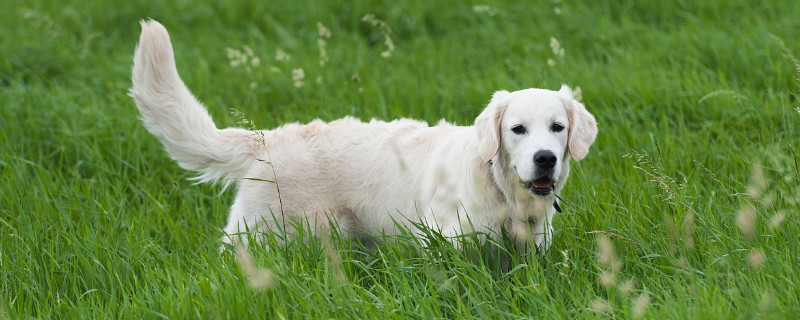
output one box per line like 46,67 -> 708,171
130,20 -> 598,254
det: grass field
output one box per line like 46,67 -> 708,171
2,0 -> 800,318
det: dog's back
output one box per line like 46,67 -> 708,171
233,116 -> 486,233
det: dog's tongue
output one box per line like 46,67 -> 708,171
533,178 -> 552,188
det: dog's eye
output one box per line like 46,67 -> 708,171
551,123 -> 565,133
511,125 -> 527,135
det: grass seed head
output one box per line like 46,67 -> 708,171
317,22 -> 331,39
590,298 -> 611,314
632,293 -> 651,318
549,37 -> 565,58
362,14 -> 395,58
236,246 -> 274,290
597,235 -> 620,270
322,235 -> 347,284
737,205 -> 756,238
760,289 -> 775,313
599,271 -> 615,288
472,5 -> 501,17
619,279 -> 635,294
683,212 -> 695,250
275,48 -> 291,62
292,68 -> 305,88
665,215 -> 679,255
747,164 -> 767,200
748,248 -> 764,269
769,211 -> 787,229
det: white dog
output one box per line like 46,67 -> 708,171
130,20 -> 597,254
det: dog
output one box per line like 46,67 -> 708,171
130,20 -> 597,254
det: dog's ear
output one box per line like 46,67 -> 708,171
559,85 -> 597,161
475,90 -> 511,162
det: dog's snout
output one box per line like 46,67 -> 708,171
534,150 -> 557,169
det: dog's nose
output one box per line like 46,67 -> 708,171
534,150 -> 557,169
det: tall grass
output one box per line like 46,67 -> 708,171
2,0 -> 799,318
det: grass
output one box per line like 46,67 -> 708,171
2,0 -> 800,318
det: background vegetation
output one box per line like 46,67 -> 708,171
2,0 -> 799,318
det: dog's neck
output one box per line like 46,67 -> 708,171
481,159 -> 506,203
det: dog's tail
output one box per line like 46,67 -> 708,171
131,20 -> 258,185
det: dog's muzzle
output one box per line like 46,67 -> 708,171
527,150 -> 558,195
525,177 -> 555,196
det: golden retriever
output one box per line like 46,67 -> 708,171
131,20 -> 597,253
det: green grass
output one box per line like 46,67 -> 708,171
2,0 -> 800,318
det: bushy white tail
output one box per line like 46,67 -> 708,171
130,20 -> 257,185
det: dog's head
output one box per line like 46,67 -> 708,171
475,85 -> 597,197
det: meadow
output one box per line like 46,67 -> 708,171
2,0 -> 800,318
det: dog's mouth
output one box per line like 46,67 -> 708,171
525,177 -> 555,196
